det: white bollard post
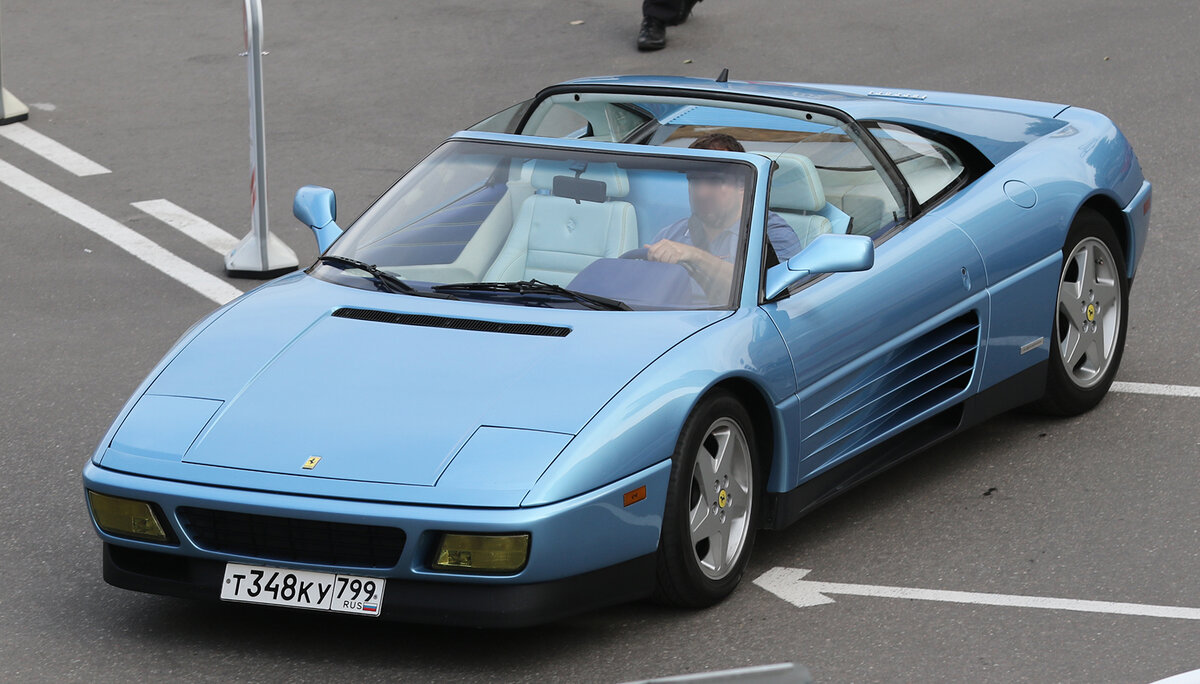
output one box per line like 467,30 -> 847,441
0,0 -> 30,126
225,0 -> 298,278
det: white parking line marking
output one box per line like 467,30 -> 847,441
755,567 -> 1200,620
0,158 -> 242,305
132,199 -> 240,254
1111,381 -> 1200,398
0,123 -> 111,176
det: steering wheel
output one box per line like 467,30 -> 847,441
616,246 -> 715,307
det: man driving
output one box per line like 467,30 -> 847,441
645,134 -> 802,302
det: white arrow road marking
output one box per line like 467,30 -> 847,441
0,122 -> 111,176
754,567 -> 1200,620
132,199 -> 241,254
1111,381 -> 1200,398
0,158 -> 243,306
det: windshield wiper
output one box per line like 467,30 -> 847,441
433,279 -> 632,311
317,255 -> 456,299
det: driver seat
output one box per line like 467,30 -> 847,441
483,160 -> 639,286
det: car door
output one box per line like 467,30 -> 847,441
760,128 -> 988,491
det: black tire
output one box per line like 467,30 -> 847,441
654,391 -> 760,608
1032,208 -> 1130,416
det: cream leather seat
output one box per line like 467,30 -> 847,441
769,153 -> 835,248
483,160 -> 639,286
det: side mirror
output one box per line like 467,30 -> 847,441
293,185 -> 343,254
763,233 -> 874,300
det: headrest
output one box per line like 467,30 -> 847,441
530,160 -> 630,198
769,153 -> 825,213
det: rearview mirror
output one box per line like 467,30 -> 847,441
293,185 -> 343,254
763,233 -> 874,300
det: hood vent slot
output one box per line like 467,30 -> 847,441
332,307 -> 570,337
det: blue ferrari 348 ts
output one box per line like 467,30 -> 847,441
83,75 -> 1151,626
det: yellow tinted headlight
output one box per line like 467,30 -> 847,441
87,491 -> 171,543
433,533 -> 530,573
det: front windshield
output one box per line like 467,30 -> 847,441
319,140 -> 755,310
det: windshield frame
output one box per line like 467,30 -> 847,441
319,132 -> 774,312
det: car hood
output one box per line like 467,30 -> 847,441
105,274 -> 725,495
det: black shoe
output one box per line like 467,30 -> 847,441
667,0 -> 700,26
637,16 -> 666,51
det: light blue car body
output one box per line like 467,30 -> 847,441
82,75 -> 1151,624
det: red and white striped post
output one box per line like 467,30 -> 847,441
224,0 -> 298,277
0,1 -> 30,126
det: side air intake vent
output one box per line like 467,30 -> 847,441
802,312 -> 981,466
332,307 -> 571,337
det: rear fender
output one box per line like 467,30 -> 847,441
943,107 -> 1147,289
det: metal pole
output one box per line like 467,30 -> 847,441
247,0 -> 269,270
0,0 -> 30,126
225,0 -> 297,277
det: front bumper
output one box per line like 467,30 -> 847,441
83,458 -> 671,626
103,544 -> 657,628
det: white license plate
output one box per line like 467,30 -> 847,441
220,563 -> 385,617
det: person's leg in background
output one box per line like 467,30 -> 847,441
638,0 -> 699,51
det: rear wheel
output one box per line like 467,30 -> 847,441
654,391 -> 759,608
1033,208 -> 1129,415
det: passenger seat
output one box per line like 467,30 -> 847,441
768,153 -> 834,249
483,160 -> 639,286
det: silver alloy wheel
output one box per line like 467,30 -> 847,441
1056,236 -> 1123,389
688,417 -> 753,581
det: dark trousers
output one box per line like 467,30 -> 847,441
643,0 -> 688,22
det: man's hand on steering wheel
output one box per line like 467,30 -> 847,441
644,239 -> 706,267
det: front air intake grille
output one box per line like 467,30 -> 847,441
177,507 -> 405,569
332,307 -> 571,337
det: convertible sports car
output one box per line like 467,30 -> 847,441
83,75 -> 1151,627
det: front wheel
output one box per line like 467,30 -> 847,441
1033,208 -> 1129,416
654,392 -> 759,608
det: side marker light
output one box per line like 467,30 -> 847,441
623,486 -> 647,507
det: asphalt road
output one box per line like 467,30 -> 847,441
0,1 -> 1196,682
